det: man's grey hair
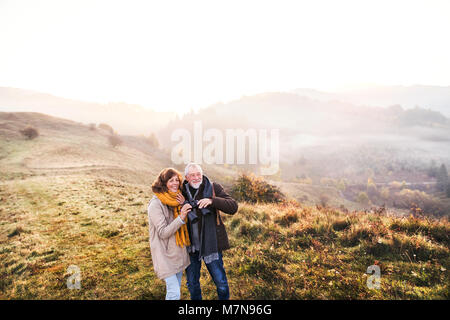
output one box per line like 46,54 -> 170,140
184,162 -> 203,177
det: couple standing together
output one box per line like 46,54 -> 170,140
147,163 -> 238,300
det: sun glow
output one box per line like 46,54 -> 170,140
1,0 -> 449,114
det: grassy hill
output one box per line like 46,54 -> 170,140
0,112 -> 448,299
0,87 -> 176,135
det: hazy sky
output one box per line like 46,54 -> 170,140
1,0 -> 449,113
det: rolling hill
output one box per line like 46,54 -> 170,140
292,85 -> 450,118
0,87 -> 176,135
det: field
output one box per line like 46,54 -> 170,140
0,112 -> 449,299
1,176 -> 449,299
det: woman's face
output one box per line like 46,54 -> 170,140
166,175 -> 180,193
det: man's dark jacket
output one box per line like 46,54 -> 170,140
183,178 -> 238,252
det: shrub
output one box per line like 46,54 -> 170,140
8,226 -> 25,238
319,194 -> 329,207
380,187 -> 390,201
340,226 -> 376,247
100,229 -> 120,238
320,177 -> 336,186
393,189 -> 441,215
332,218 -> 351,231
239,256 -> 280,283
231,173 -> 285,203
390,217 -> 450,246
108,134 -> 123,148
20,127 -> 39,140
336,179 -> 347,191
390,180 -> 406,190
275,210 -> 298,227
146,133 -> 159,148
98,123 -> 114,134
229,217 -> 241,230
239,221 -> 263,240
366,234 -> 447,261
299,195 -> 309,202
291,233 -> 313,249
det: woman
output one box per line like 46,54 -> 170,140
147,168 -> 192,300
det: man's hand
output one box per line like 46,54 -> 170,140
197,198 -> 212,209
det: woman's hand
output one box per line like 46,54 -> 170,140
176,192 -> 185,205
180,203 -> 192,220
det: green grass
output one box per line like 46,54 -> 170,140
0,175 -> 449,299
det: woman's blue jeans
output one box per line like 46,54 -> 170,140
164,271 -> 183,300
185,251 -> 230,300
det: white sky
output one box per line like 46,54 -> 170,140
1,0 -> 449,114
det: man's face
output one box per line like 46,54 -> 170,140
186,166 -> 203,189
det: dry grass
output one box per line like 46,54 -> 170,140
0,175 -> 163,299
223,202 -> 449,299
1,175 -> 449,300
0,112 -> 448,299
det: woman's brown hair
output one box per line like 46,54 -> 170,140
151,168 -> 183,194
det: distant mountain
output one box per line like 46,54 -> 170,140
292,85 -> 450,117
157,90 -> 450,183
160,91 -> 449,139
0,87 -> 176,135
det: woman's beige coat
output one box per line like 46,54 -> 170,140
147,195 -> 190,279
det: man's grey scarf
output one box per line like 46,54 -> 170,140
183,176 -> 219,264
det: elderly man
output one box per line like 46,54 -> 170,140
181,163 -> 238,300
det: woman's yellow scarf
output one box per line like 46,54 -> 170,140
155,191 -> 190,247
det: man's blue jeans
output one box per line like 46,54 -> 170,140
185,251 -> 230,300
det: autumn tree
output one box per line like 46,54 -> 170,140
367,177 -> 379,200
356,191 -> 370,206
427,160 -> 438,178
437,164 -> 449,192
